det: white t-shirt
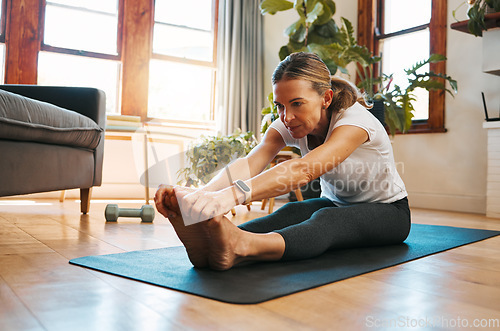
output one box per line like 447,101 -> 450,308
270,102 -> 407,205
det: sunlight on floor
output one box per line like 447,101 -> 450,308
74,199 -> 149,204
0,200 -> 53,206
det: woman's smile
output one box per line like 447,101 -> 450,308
286,124 -> 301,132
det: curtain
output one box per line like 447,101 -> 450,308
216,0 -> 264,136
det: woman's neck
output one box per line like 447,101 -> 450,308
307,109 -> 334,150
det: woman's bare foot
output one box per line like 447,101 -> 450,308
206,215 -> 287,271
159,187 -> 211,268
156,186 -> 285,270
205,215 -> 246,270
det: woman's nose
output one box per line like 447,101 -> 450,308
283,109 -> 294,123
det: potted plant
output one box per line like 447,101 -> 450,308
331,17 -> 385,123
380,54 -> 458,136
259,1 -> 387,122
259,0 -> 458,136
453,0 -> 500,36
177,129 -> 258,187
260,0 -> 350,75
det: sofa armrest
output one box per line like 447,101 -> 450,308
0,85 -> 106,129
0,85 -> 107,186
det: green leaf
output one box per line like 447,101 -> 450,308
307,20 -> 340,44
486,0 -> 500,11
467,4 -> 487,36
315,0 -> 335,25
294,0 -> 306,18
428,53 -> 446,63
177,130 -> 257,187
260,0 -> 294,15
286,19 -> 307,42
305,2 -> 324,24
279,45 -> 291,60
340,17 -> 356,47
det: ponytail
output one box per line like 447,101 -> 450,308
328,76 -> 370,112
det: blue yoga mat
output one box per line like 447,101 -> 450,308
70,224 -> 500,304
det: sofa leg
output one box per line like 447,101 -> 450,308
59,190 -> 66,202
80,188 -> 92,214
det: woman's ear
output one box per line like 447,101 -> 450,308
323,89 -> 334,109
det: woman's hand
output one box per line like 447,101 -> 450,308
175,186 -> 235,225
154,184 -> 179,219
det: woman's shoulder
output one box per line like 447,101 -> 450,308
332,102 -> 386,143
334,102 -> 375,126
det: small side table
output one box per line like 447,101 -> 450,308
261,150 -> 303,214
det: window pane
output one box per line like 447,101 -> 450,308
384,0 -> 431,34
148,60 -> 213,121
44,2 -> 118,54
47,0 -> 117,14
153,0 -> 214,61
381,30 -> 430,120
155,0 -> 212,30
153,24 -> 213,61
38,52 -> 120,113
412,87 -> 429,121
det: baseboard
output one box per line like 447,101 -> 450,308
407,191 -> 486,214
0,184 -> 155,201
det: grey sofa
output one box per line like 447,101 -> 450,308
0,85 -> 106,213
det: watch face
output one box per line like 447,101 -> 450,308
237,180 -> 250,192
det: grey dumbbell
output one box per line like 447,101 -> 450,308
104,204 -> 155,223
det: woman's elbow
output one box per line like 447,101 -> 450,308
288,160 -> 317,187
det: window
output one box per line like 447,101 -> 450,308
0,0 -> 6,83
38,0 -> 121,113
379,0 -> 432,120
5,0 -> 218,124
358,0 -> 447,133
148,0 -> 218,122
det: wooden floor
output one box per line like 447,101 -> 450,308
1,198 -> 500,331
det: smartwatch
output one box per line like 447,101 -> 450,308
233,180 -> 251,205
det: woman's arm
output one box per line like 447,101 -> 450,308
194,128 -> 286,192
177,125 -> 368,224
243,125 -> 368,202
156,128 -> 285,222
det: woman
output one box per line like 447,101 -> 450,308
155,52 -> 410,270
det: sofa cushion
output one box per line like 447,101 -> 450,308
0,89 -> 103,149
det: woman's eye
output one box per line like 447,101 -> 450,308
292,102 -> 302,107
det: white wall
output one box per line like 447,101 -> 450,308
263,0 -> 500,214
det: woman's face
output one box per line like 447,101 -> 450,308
273,79 -> 332,139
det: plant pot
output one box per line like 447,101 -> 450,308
369,100 -> 385,126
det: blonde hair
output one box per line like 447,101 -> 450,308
272,52 -> 369,111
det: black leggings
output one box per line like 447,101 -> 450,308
238,197 -> 411,261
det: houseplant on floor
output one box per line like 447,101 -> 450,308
177,129 -> 258,187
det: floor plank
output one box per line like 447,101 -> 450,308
1,198 -> 500,330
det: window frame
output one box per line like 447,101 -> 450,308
148,0 -> 219,123
0,0 -> 6,43
357,0 -> 448,134
3,0 -> 218,126
40,0 -> 123,60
